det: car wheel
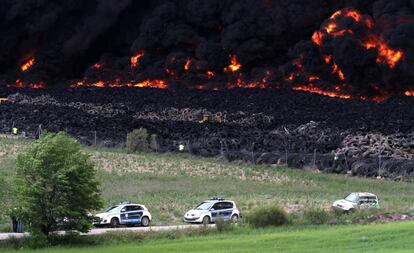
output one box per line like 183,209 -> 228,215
141,216 -> 150,227
231,214 -> 239,223
110,218 -> 120,228
202,216 -> 210,225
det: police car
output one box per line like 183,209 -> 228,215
93,202 -> 152,227
332,192 -> 379,213
184,198 -> 240,224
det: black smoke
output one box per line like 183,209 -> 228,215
0,0 -> 413,98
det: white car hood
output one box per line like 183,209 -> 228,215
95,212 -> 113,218
333,199 -> 356,209
185,209 -> 208,217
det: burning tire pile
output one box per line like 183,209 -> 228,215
1,87 -> 414,180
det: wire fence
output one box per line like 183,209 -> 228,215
2,123 -> 413,179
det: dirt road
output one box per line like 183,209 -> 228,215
0,224 -> 214,241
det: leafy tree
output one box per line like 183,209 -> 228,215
14,132 -> 103,236
126,128 -> 149,152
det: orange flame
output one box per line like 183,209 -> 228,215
376,40 -> 403,68
15,79 -> 24,88
20,57 -> 35,72
226,70 -> 271,89
290,9 -> 405,102
345,10 -> 361,22
28,82 -> 46,89
92,63 -> 102,69
224,55 -> 241,72
131,51 -> 144,68
70,79 -> 168,89
86,81 -> 105,87
308,75 -> 319,81
363,37 -> 403,68
325,23 -> 337,33
404,91 -> 414,96
131,80 -> 168,88
312,31 -> 323,46
332,63 -> 345,80
330,10 -> 342,19
325,10 -> 403,69
293,85 -> 352,99
12,79 -> 45,88
206,71 -> 215,78
184,58 -> 191,71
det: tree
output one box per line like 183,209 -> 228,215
14,132 -> 103,236
126,128 -> 150,152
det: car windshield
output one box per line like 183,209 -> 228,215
344,193 -> 359,203
105,205 -> 119,212
195,202 -> 213,210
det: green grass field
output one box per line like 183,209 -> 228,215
1,136 -> 414,228
3,222 -> 414,253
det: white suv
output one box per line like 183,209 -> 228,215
93,202 -> 152,227
332,192 -> 379,212
184,198 -> 240,224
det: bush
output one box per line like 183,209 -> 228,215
335,208 -> 382,225
126,128 -> 149,152
245,206 -> 289,228
302,208 -> 332,225
215,218 -> 234,232
26,232 -> 49,249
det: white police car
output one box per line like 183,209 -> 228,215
93,202 -> 152,227
184,198 -> 240,224
332,192 -> 379,213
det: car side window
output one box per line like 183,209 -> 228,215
123,205 -> 140,212
130,205 -> 142,211
359,197 -> 368,204
223,202 -> 233,209
368,197 -> 377,204
212,203 -> 222,210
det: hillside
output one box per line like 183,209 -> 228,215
1,137 -> 413,228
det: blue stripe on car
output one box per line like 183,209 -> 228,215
120,211 -> 143,224
211,209 -> 234,221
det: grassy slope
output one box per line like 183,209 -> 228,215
4,222 -> 414,253
1,137 -> 414,227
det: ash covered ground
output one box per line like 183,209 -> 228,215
1,88 -> 414,180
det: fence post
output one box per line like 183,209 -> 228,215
220,139 -> 224,157
285,148 -> 288,167
251,142 -> 255,164
378,155 -> 381,171
344,155 -> 349,172
38,124 -> 42,138
313,149 -> 317,168
94,131 -> 97,146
